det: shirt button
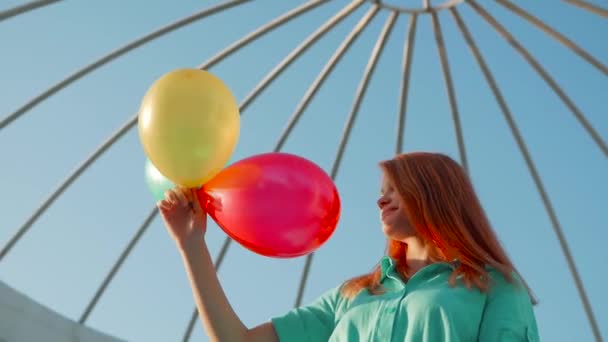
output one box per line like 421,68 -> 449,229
388,307 -> 396,313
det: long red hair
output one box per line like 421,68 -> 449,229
342,152 -> 535,302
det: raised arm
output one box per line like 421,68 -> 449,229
159,187 -> 278,342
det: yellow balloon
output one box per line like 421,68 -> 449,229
138,69 -> 240,187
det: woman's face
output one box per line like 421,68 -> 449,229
378,174 -> 416,241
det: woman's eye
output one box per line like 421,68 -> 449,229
381,185 -> 394,196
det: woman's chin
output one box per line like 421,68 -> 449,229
382,224 -> 415,241
381,224 -> 400,239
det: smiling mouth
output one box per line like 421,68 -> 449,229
381,207 -> 399,219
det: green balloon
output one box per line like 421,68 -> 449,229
144,157 -> 236,201
145,158 -> 175,202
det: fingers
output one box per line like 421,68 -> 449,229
158,193 -> 174,218
160,188 -> 189,207
157,200 -> 170,212
159,187 -> 207,218
164,189 -> 178,205
174,187 -> 190,207
186,189 -> 205,214
185,188 -> 210,219
186,188 -> 197,206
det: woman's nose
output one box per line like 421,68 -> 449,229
377,196 -> 390,209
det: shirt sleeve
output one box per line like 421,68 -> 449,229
478,271 -> 540,341
271,286 -> 343,342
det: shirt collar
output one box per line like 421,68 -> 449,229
380,256 -> 460,284
380,256 -> 399,283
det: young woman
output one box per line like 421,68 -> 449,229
158,152 -> 539,341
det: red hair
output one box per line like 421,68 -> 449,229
342,152 -> 535,302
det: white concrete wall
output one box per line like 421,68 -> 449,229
0,280 -> 124,342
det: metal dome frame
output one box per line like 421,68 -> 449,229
0,0 -> 605,341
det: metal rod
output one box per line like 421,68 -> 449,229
275,5 -> 381,152
367,0 -> 464,14
0,115 -> 138,262
467,0 -> 607,158
295,254 -> 315,307
0,0 -> 62,22
295,10 -> 399,308
497,0 -> 607,76
396,14 -> 418,154
561,0 -> 608,18
423,0 -> 431,11
198,0 -> 330,70
0,0 -> 251,131
330,11 -> 398,180
451,7 -> 603,342
431,11 -> 468,173
0,0 -> 328,264
239,0 -> 366,112
183,308 -> 199,342
79,208 -> 159,324
182,237 -> 232,342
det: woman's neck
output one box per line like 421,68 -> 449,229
404,236 -> 432,275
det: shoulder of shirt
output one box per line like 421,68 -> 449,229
484,266 -> 529,298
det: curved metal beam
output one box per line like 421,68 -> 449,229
275,5 -> 381,152
0,0 -> 62,22
182,237 -> 232,342
423,0 -> 431,11
0,116 -> 137,262
295,10 -> 399,308
198,0 -> 330,70
431,11 -> 469,173
497,0 -> 607,76
239,0 -> 366,112
562,0 -> 608,18
467,0 -> 607,158
79,208 -> 159,324
367,0 -> 464,14
330,11 -> 399,181
396,14 -> 418,154
451,7 -> 603,342
0,0 -> 251,131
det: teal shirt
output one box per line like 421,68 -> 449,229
272,256 -> 539,341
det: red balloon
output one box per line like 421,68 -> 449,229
197,152 -> 340,258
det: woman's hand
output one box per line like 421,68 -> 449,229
158,187 -> 207,249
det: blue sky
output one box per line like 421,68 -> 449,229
0,1 -> 606,341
